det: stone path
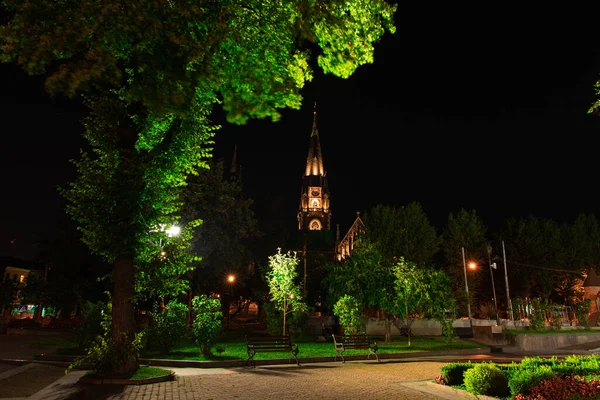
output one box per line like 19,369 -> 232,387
68,360 -> 449,400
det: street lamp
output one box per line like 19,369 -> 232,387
462,247 -> 473,327
225,274 -> 236,329
487,246 -> 500,325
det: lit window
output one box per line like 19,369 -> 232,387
19,275 -> 25,283
309,219 -> 322,230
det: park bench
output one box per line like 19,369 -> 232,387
245,335 -> 300,368
332,334 -> 379,363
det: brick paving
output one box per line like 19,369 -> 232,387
69,361 -> 449,400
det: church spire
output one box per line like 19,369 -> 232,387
304,102 -> 324,177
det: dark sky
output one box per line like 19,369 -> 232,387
2,5 -> 600,260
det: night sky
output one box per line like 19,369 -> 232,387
2,5 -> 600,261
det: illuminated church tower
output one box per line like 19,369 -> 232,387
297,106 -> 331,231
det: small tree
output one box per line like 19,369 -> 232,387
146,300 -> 189,353
333,295 -> 364,334
191,295 -> 222,357
393,258 -> 428,346
265,248 -> 306,336
574,298 -> 591,328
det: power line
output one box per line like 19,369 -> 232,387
507,260 -> 583,275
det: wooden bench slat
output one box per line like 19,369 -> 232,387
332,334 -> 379,363
245,335 -> 300,368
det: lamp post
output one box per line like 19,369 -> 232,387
502,241 -> 514,321
225,274 -> 235,329
488,246 -> 500,325
462,247 -> 473,327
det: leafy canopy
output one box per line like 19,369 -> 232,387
1,0 -> 397,123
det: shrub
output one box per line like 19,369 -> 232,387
75,300 -> 107,350
145,300 -> 189,353
68,300 -> 144,377
191,295 -> 222,356
554,354 -> 600,377
263,302 -> 309,339
439,318 -> 455,343
514,375 -> 600,400
508,364 -> 555,397
440,361 -> 474,386
528,298 -> 547,331
463,362 -> 510,398
333,295 -> 364,334
575,298 -> 591,328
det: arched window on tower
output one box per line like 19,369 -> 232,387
309,219 -> 322,230
311,198 -> 320,209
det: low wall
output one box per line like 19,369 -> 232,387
365,318 -> 501,336
506,332 -> 600,352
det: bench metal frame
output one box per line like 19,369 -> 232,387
245,335 -> 300,368
332,333 -> 379,363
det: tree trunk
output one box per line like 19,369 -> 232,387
111,255 -> 138,376
405,300 -> 411,347
187,289 -> 193,327
383,311 -> 391,342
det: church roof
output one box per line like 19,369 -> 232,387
304,107 -> 325,177
584,268 -> 600,287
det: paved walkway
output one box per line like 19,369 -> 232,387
65,360 -> 451,400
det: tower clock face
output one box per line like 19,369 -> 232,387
310,187 -> 321,197
311,190 -> 320,196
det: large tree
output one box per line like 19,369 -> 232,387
363,202 -> 439,266
1,0 -> 396,375
440,208 -> 488,316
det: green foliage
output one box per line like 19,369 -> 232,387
508,364 -> 555,398
68,301 -> 144,377
265,248 -> 307,336
75,301 -> 108,350
440,208 -> 488,299
463,362 -> 509,398
440,319 -> 456,344
363,203 -> 439,266
180,159 -> 258,296
191,295 -> 222,356
333,295 -> 364,334
575,298 -> 591,328
145,300 -> 190,353
1,0 -> 396,122
529,298 -> 547,331
440,361 -> 474,386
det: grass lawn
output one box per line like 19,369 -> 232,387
140,336 -> 485,362
85,366 -> 172,380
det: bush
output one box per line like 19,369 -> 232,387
440,361 -> 474,386
263,302 -> 309,339
75,301 -> 107,350
191,295 -> 222,356
145,300 -> 189,353
508,364 -> 555,397
514,375 -> 600,400
333,295 -> 364,334
553,354 -> 600,377
575,298 -> 591,328
68,300 -> 144,377
463,362 -> 510,397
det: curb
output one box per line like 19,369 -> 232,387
78,371 -> 175,385
31,347 -> 491,369
425,381 -> 500,400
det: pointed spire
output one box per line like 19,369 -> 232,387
305,104 -> 324,176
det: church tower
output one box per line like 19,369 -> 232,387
297,106 -> 332,231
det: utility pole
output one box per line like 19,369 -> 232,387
502,240 -> 514,321
462,247 -> 472,327
488,246 -> 500,325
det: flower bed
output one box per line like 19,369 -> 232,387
435,355 -> 600,399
